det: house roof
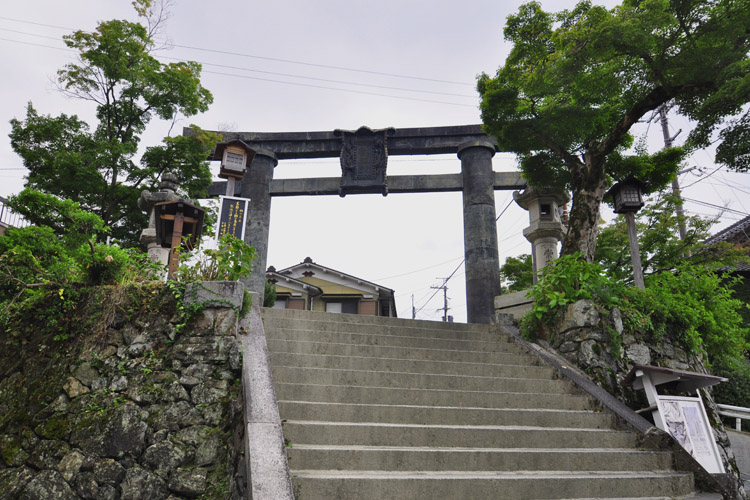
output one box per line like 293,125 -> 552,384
266,268 -> 323,296
273,257 -> 395,299
704,214 -> 750,272
705,214 -> 750,246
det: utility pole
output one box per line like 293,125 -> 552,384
658,104 -> 687,240
411,294 -> 415,320
431,278 -> 450,322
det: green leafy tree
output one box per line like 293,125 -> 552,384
595,194 -> 749,282
9,0 -> 216,245
264,281 -> 277,308
478,0 -> 750,261
500,254 -> 534,292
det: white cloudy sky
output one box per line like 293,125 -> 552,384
1,0 -> 748,322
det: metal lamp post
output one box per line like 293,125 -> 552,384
606,177 -> 646,289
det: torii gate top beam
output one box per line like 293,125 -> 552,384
187,124 -> 496,159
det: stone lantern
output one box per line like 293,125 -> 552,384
154,199 -> 205,279
606,177 -> 647,289
513,187 -> 571,283
138,174 -> 181,274
213,140 -> 256,197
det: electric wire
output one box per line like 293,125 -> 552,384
681,197 -> 748,216
0,32 -> 476,107
412,197 -> 515,317
0,16 -> 473,86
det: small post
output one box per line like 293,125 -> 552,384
226,176 -> 236,197
606,177 -> 646,290
168,212 -> 185,278
625,211 -> 645,290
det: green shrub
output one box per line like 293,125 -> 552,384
713,359 -> 750,431
174,234 -> 256,282
520,254 -> 749,366
521,253 -> 623,338
624,267 -> 748,365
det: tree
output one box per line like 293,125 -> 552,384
499,254 -> 534,292
9,1 -> 216,245
478,0 -> 750,261
595,194 -> 748,282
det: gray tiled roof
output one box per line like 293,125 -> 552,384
705,214 -> 750,246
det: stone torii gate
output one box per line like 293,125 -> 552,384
195,124 -> 526,324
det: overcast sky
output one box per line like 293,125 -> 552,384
1,0 -> 748,322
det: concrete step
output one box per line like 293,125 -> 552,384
286,444 -> 673,472
277,401 -> 616,428
262,307 -> 493,333
262,316 -> 510,341
260,309 -> 701,499
271,365 -> 576,394
281,421 -> 638,449
263,328 -> 527,353
267,338 -> 541,365
269,351 -> 556,378
290,470 -> 694,500
274,383 -> 597,411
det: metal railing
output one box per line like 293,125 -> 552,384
0,196 -> 29,230
718,403 -> 750,431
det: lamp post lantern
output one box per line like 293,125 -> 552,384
213,140 -> 256,197
606,177 -> 646,290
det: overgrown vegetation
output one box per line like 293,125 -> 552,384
0,188 -> 257,339
521,254 -> 749,369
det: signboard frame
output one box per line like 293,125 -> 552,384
655,395 -> 725,474
215,196 -> 249,241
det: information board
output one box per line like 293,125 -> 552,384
657,395 -> 725,473
216,196 -> 249,240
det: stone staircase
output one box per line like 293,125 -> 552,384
261,307 -> 701,499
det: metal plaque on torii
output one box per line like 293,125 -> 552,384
334,126 -> 395,196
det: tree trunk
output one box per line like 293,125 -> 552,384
560,157 -> 608,262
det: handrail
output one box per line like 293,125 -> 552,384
0,196 -> 29,230
717,403 -> 750,431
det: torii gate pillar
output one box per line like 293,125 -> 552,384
240,148 -> 277,297
458,140 -> 502,324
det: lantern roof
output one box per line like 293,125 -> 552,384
212,140 -> 255,161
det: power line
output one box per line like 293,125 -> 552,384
682,197 -> 748,216
200,69 -> 475,107
0,15 -> 474,86
159,55 -> 476,98
682,165 -> 723,188
0,32 -> 475,107
413,197 -> 516,317
375,256 -> 464,281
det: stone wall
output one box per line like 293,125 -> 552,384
548,299 -> 746,500
0,283 -> 246,500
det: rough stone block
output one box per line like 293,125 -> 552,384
560,300 -> 600,331
625,343 -> 652,365
185,281 -> 244,310
168,467 -> 207,497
